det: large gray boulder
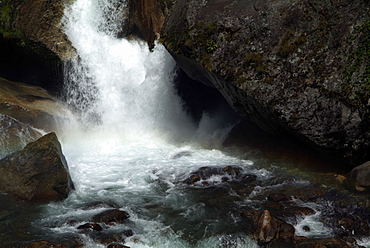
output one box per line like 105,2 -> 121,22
347,161 -> 370,191
160,0 -> 370,167
0,132 -> 74,202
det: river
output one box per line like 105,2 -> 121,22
1,0 -> 369,247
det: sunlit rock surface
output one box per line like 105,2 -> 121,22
161,0 -> 370,167
0,132 -> 74,202
0,77 -> 70,155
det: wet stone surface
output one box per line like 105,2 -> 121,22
179,165 -> 370,247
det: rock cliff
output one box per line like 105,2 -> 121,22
161,0 -> 370,166
0,0 -> 73,93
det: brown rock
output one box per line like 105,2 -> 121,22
279,223 -> 295,239
92,209 -> 130,224
77,223 -> 103,231
14,0 -> 74,60
296,237 -> 352,248
347,161 -> 370,191
0,77 -> 69,132
20,240 -> 68,248
128,0 -> 173,49
254,210 -> 279,243
268,193 -> 289,202
0,132 -> 74,202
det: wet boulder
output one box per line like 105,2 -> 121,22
0,132 -> 74,202
241,209 -> 286,244
254,209 -> 279,243
92,209 -> 130,224
267,193 -> 289,202
77,223 -> 103,232
295,237 -> 353,248
346,161 -> 370,191
20,240 -> 69,248
183,166 -> 253,186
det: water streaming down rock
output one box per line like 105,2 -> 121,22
3,0 -> 364,247
44,0 -> 260,247
62,0 -> 198,143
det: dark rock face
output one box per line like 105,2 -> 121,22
0,0 -> 73,94
77,223 -> 103,232
347,161 -> 370,191
0,0 -> 72,60
20,240 -> 69,248
161,0 -> 370,166
182,165 -> 257,186
0,132 -> 74,202
128,0 -> 174,49
92,209 -> 130,224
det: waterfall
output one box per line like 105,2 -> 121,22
37,0 -> 260,247
0,1 -> 350,247
62,0 -> 196,144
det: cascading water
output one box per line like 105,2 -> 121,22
0,0 -> 358,247
35,0 -> 260,247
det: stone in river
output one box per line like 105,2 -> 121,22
0,132 -> 74,202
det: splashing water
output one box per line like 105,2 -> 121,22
22,0 -> 261,247
62,0 -> 197,144
0,0 -> 349,247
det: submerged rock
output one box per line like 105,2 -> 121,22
77,223 -> 103,232
0,132 -> 74,202
182,166 -> 251,186
20,240 -> 69,248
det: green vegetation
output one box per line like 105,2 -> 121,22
243,53 -> 265,73
345,20 -> 370,110
0,0 -> 24,39
160,21 -> 224,70
0,4 -> 11,23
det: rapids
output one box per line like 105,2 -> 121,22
1,0 -> 368,247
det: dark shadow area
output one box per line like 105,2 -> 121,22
173,68 -> 348,174
224,120 -> 349,174
173,67 -> 241,125
0,37 -> 64,96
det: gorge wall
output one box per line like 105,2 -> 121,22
160,0 -> 370,167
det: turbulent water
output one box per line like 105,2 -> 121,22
0,0 -> 358,247
51,0 -> 259,246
